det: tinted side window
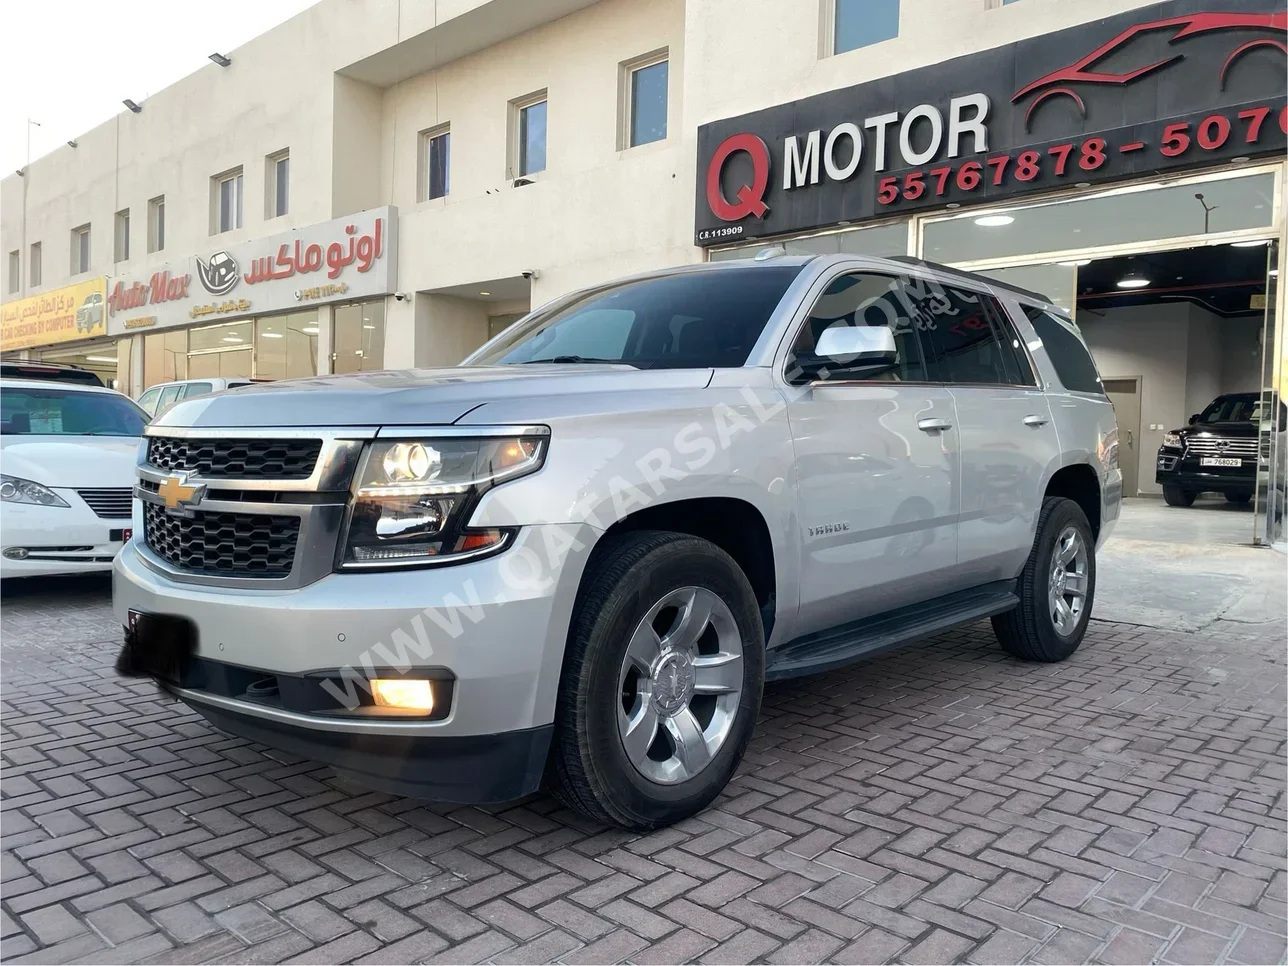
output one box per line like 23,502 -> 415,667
181,382 -> 214,399
137,388 -> 161,415
984,298 -> 1036,386
789,272 -> 928,382
156,386 -> 183,413
1023,307 -> 1105,395
921,285 -> 1021,385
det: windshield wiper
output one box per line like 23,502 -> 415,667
519,355 -> 637,366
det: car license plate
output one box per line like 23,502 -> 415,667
118,610 -> 196,686
1200,457 -> 1242,467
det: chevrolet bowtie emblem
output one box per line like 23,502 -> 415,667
157,473 -> 203,511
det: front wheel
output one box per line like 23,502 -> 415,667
1225,490 -> 1252,505
1163,485 -> 1196,507
993,497 -> 1096,663
547,531 -> 764,830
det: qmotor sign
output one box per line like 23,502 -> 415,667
106,207 -> 398,333
695,0 -> 1287,245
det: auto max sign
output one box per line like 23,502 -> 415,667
695,0 -> 1287,246
105,207 -> 398,334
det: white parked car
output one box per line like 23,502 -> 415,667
1,378 -> 147,577
137,378 -> 264,417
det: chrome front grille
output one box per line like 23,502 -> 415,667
143,503 -> 300,578
136,428 -> 370,588
1186,437 -> 1258,458
147,436 -> 323,479
77,488 -> 133,518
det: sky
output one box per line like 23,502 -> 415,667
0,0 -> 318,175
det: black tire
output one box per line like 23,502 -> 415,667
546,530 -> 764,830
992,497 -> 1096,663
1162,485 -> 1196,507
1225,491 -> 1253,505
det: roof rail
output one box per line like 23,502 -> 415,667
887,255 -> 1053,305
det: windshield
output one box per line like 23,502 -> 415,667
470,266 -> 803,369
1198,395 -> 1260,423
1,387 -> 148,436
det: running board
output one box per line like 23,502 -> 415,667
765,581 -> 1019,681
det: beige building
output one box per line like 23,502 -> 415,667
2,0 -> 1285,529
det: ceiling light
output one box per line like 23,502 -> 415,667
1230,156 -> 1251,163
478,291 -> 491,296
1270,268 -> 1280,277
363,324 -> 375,329
302,326 -> 319,335
1075,182 -> 1091,188
1058,259 -> 1092,267
209,53 -> 232,67
945,203 -> 961,209
85,355 -> 118,363
222,336 -> 244,343
123,99 -> 142,114
1231,239 -> 1269,248
1117,274 -> 1151,289
260,331 -> 284,338
974,214 -> 1014,227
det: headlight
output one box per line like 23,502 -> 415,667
0,475 -> 70,507
338,435 -> 546,568
1162,432 -> 1183,449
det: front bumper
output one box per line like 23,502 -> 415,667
1155,452 -> 1255,492
1,498 -> 129,577
113,523 -> 597,799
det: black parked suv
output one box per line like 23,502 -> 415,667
1156,392 -> 1277,507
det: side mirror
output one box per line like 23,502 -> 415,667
1188,413 -> 1200,425
792,326 -> 897,383
815,325 -> 898,363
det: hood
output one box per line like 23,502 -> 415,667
152,365 -> 716,428
1174,421 -> 1260,439
0,436 -> 140,488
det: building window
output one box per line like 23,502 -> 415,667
213,168 -> 244,234
71,225 -> 91,274
29,242 -> 41,287
511,91 -> 548,178
267,150 -> 289,218
114,209 -> 130,263
148,196 -> 165,253
332,302 -> 385,374
623,52 -> 668,149
833,0 -> 899,54
256,311 -> 318,379
420,125 -> 450,201
7,250 -> 18,294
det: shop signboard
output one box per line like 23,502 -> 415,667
105,207 -> 398,333
695,0 -> 1287,245
1,278 -> 109,351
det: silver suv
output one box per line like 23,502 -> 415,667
114,255 -> 1122,830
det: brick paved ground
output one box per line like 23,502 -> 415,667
2,573 -> 1284,965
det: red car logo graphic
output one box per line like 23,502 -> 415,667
1012,11 -> 1287,131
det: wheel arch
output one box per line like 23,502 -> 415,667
1045,462 -> 1102,539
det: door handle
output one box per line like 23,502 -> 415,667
918,417 -> 953,433
1022,414 -> 1049,427
1126,429 -> 1134,448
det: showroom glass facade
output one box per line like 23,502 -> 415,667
332,301 -> 386,374
709,163 -> 1287,549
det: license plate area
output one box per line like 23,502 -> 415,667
1200,457 -> 1242,467
121,610 -> 196,687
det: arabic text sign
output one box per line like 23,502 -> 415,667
1,278 -> 109,351
105,207 -> 398,334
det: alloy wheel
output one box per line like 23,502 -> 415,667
616,586 -> 744,785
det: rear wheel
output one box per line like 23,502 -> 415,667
1163,485 -> 1196,507
547,531 -> 764,830
993,497 -> 1096,663
1225,490 -> 1252,505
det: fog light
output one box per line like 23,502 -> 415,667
3,548 -> 28,560
370,678 -> 434,711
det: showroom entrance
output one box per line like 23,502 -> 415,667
936,166 -> 1284,549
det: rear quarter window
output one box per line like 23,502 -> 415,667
1023,307 -> 1105,395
